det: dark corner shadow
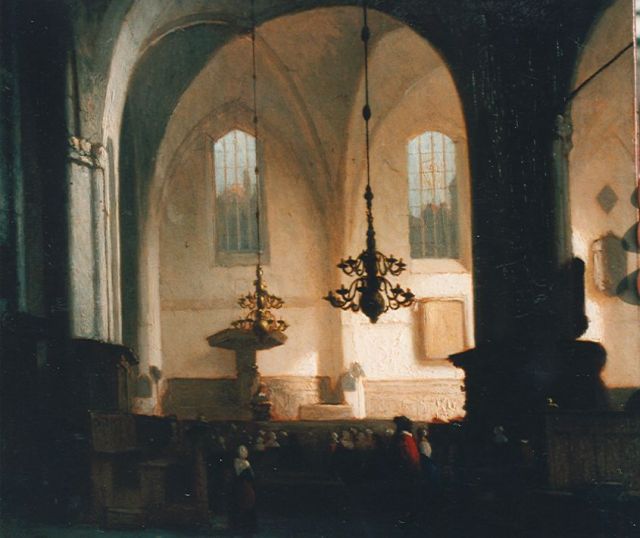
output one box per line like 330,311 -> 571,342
630,186 -> 638,209
616,269 -> 640,305
621,222 -> 639,252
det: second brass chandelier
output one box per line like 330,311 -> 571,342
324,0 -> 415,323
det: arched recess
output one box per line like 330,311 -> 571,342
154,30 -> 340,387
106,1 -> 472,418
338,24 -> 470,419
119,22 -> 240,372
568,0 -> 639,407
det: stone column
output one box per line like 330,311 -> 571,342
436,2 -> 607,446
67,137 -> 114,341
552,110 -> 574,266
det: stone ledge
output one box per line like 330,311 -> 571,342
160,376 -> 466,422
364,378 -> 465,422
299,404 -> 353,421
160,376 -> 327,420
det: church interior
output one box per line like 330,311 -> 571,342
1,0 -> 639,535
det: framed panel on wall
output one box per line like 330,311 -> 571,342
416,297 -> 467,359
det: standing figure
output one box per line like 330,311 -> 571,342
327,432 -> 339,475
328,431 -> 339,454
390,416 -> 421,479
493,425 -> 508,445
334,430 -> 357,482
417,427 -> 439,494
417,428 -> 432,460
342,362 -> 366,418
230,445 -> 256,531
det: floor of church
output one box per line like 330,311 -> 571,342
4,481 -> 639,537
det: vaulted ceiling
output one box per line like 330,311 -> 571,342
152,7 -> 453,217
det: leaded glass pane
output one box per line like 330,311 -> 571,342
408,131 -> 459,259
213,130 -> 263,254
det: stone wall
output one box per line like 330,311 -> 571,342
160,374 -> 465,422
161,378 -> 238,420
364,378 -> 465,422
161,376 -> 328,420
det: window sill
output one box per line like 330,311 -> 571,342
214,251 -> 270,268
410,258 -> 469,274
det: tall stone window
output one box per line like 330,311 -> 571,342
213,130 -> 265,258
408,131 -> 459,259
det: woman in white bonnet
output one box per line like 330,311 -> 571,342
418,427 -> 432,459
230,445 -> 256,530
417,426 -> 439,494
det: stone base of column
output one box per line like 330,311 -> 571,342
451,339 -> 608,448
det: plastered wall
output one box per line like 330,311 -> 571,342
156,12 -> 471,388
570,0 -> 640,399
340,27 -> 473,380
158,36 -> 341,380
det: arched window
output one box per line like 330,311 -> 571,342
408,131 -> 459,259
213,130 -> 265,258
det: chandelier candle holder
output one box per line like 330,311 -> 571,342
231,264 -> 288,337
324,1 -> 414,323
207,1 -> 287,420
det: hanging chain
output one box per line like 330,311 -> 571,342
323,0 -> 414,323
362,0 -> 371,193
361,0 -> 376,254
251,0 -> 262,268
229,0 -> 289,335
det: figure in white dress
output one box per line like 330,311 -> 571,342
341,362 -> 366,419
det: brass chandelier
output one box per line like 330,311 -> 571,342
231,2 -> 288,338
324,0 -> 414,323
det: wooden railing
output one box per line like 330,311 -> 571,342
545,411 -> 640,491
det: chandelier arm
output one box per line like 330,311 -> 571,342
339,260 -> 357,277
383,252 -> 407,277
379,276 -> 415,311
375,278 -> 392,313
340,254 -> 367,277
262,310 -> 276,322
325,278 -> 362,310
375,251 -> 389,277
267,297 -> 285,309
342,278 -> 362,305
377,278 -> 391,309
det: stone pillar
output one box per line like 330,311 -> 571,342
437,2 -> 607,446
67,136 -> 115,341
552,110 -> 574,266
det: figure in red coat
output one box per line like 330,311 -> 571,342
391,415 -> 421,478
